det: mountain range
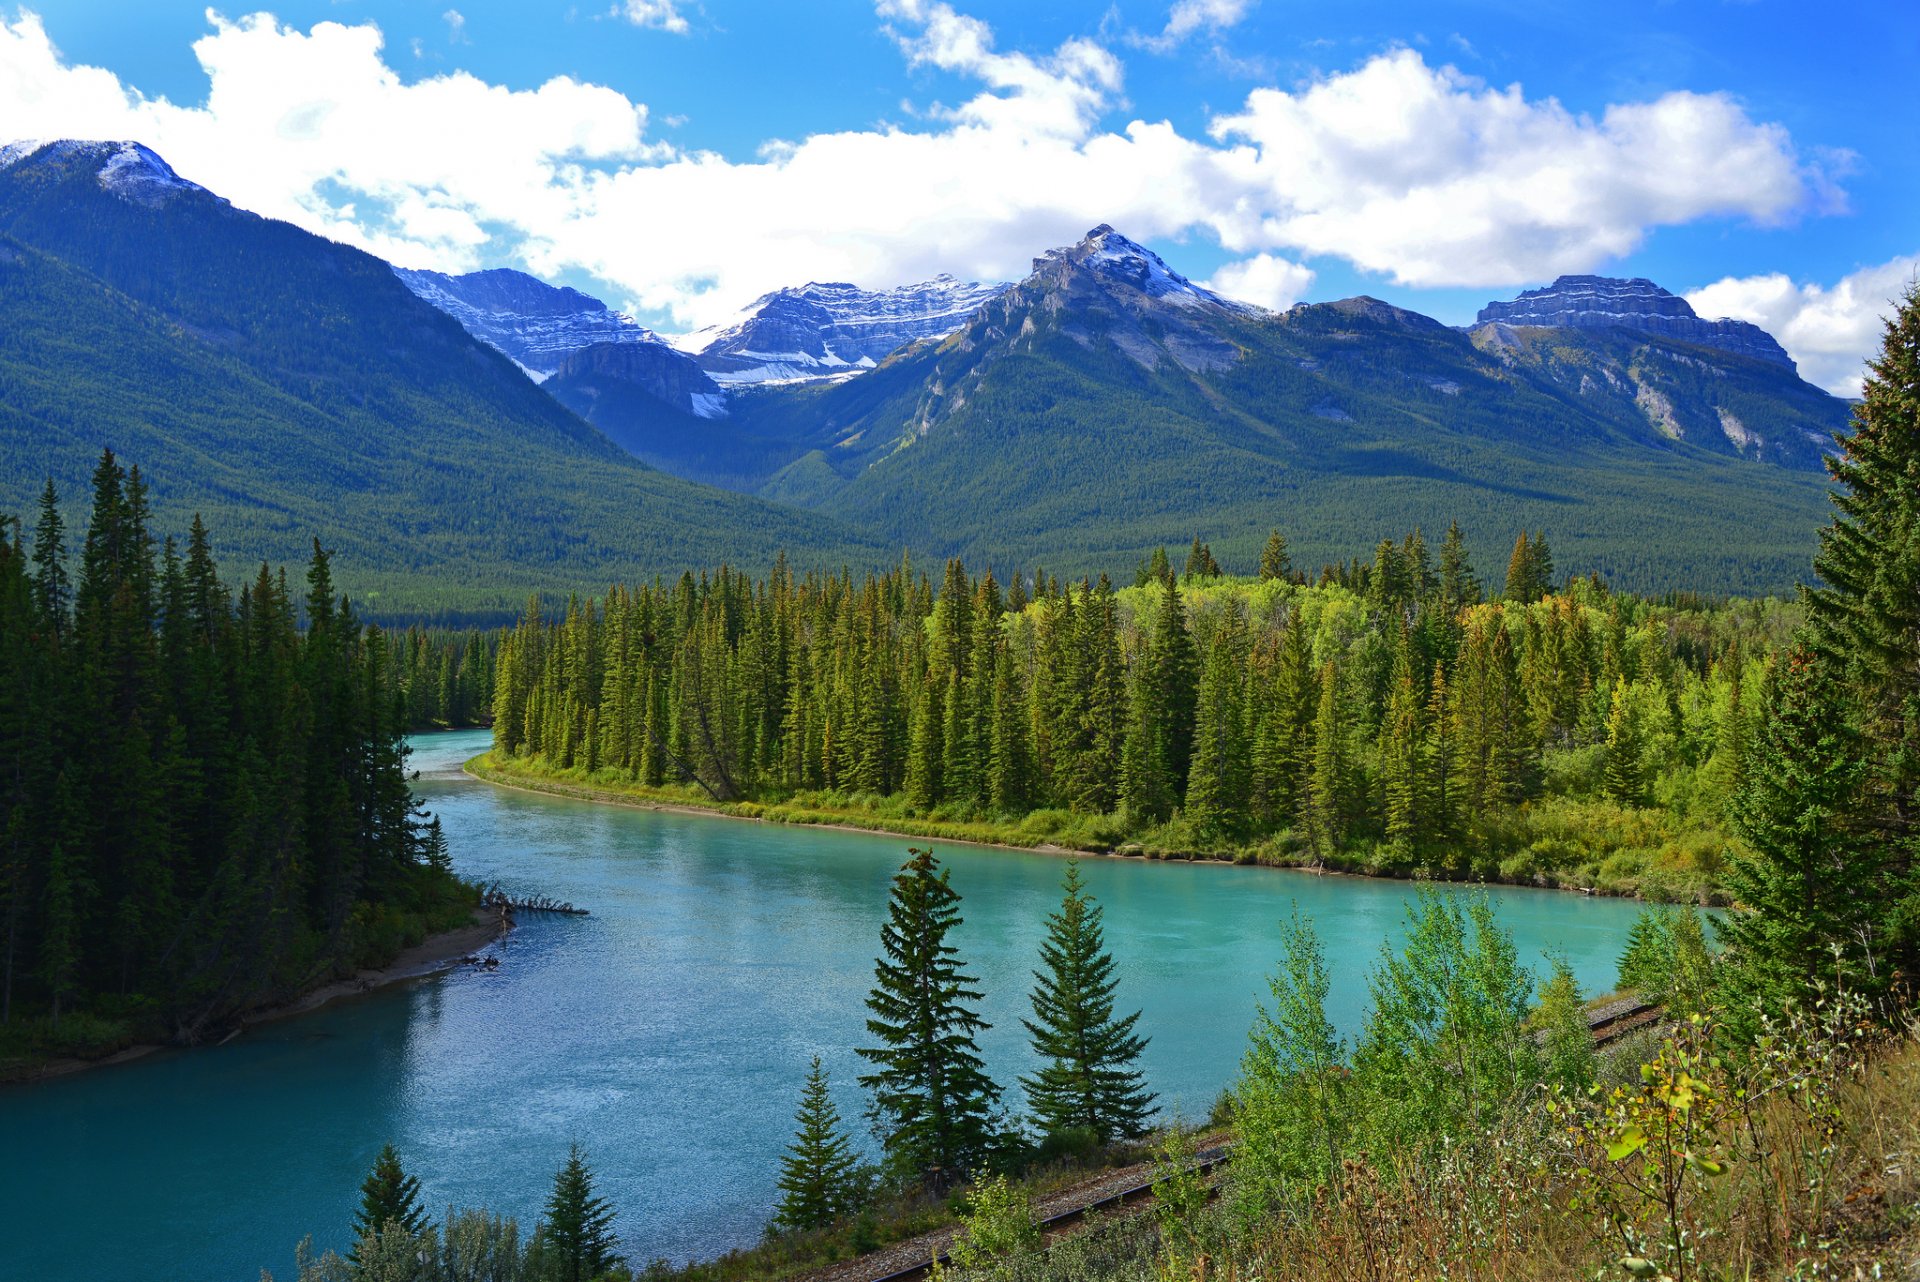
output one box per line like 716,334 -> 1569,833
0,139 -> 1856,604
0,139 -> 876,616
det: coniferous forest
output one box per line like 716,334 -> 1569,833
0,451 -> 472,1059
481,523 -> 1787,902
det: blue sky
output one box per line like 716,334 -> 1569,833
4,1 -> 1916,390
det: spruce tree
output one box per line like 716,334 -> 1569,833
351,1143 -> 428,1254
1258,530 -> 1291,583
539,1143 -> 620,1282
1020,863 -> 1155,1143
1437,520 -> 1479,614
857,848 -> 1001,1187
1184,611 -> 1247,841
1805,281 -> 1920,978
772,1057 -> 864,1233
1721,648 -> 1885,1014
1305,662 -> 1348,859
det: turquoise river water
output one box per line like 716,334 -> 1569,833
0,729 -> 1648,1280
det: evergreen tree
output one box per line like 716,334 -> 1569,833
1805,281 -> 1920,979
539,1143 -> 620,1282
1601,682 -> 1649,806
857,848 -> 1001,1187
1258,529 -> 1292,583
772,1057 -> 864,1233
1020,863 -> 1155,1143
352,1143 -> 429,1253
1721,648 -> 1886,1014
1182,538 -> 1219,579
1304,662 -> 1348,859
1437,520 -> 1479,614
1184,610 -> 1248,841
1236,912 -> 1348,1210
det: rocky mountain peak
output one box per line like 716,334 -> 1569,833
0,139 -> 212,208
1476,274 -> 1794,369
1031,224 -> 1254,314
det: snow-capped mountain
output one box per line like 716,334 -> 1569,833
0,139 -> 213,208
676,274 -> 1009,385
395,267 -> 662,378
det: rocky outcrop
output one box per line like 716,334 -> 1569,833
551,342 -> 725,419
1476,275 -> 1794,370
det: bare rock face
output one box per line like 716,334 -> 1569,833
551,342 -> 725,420
1476,275 -> 1794,370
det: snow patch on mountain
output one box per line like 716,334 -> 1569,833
1043,225 -> 1261,315
0,139 -> 210,208
396,266 -> 668,379
680,274 -> 1008,385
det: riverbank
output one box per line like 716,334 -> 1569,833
466,752 -> 1722,904
0,907 -> 507,1087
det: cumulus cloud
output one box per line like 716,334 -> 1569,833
615,1 -> 690,34
1203,252 -> 1313,310
1687,256 -> 1920,397
0,4 -> 1840,336
1135,0 -> 1255,53
1207,49 -> 1819,288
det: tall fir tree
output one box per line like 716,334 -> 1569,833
1805,281 -> 1920,976
857,848 -> 1001,1186
1185,609 -> 1248,840
1020,862 -> 1155,1143
1258,529 -> 1292,583
1721,648 -> 1886,1015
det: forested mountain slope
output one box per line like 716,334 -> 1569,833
721,228 -> 1843,595
0,141 -> 877,615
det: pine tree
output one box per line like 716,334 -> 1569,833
772,1057 -> 864,1233
351,1143 -> 428,1254
857,848 -> 1001,1187
539,1143 -> 620,1282
1721,648 -> 1886,1015
1183,538 -> 1220,579
1020,863 -> 1155,1143
1258,530 -> 1292,582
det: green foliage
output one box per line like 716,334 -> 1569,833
772,1058 -> 866,1234
1350,892 -> 1540,1157
1019,863 -> 1154,1144
1234,912 -> 1349,1216
1616,907 -> 1718,1017
1532,958 -> 1597,1091
858,848 -> 1003,1187
945,1174 -> 1039,1273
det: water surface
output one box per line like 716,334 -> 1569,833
0,729 -> 1646,1280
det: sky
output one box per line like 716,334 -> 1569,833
2,1 -> 1916,394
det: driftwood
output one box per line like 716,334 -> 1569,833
480,884 -> 589,917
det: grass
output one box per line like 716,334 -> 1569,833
471,753 -> 1735,904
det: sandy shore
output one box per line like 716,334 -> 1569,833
5,907 -> 507,1086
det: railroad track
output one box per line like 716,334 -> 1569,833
1588,999 -> 1663,1048
864,1145 -> 1234,1282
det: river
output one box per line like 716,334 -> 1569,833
0,729 -> 1649,1280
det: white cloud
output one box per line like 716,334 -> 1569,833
614,0 -> 689,35
1687,256 -> 1920,397
1207,49 -> 1819,288
0,5 -> 1839,337
1136,0 -> 1255,53
442,10 -> 468,44
1203,252 -> 1313,309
